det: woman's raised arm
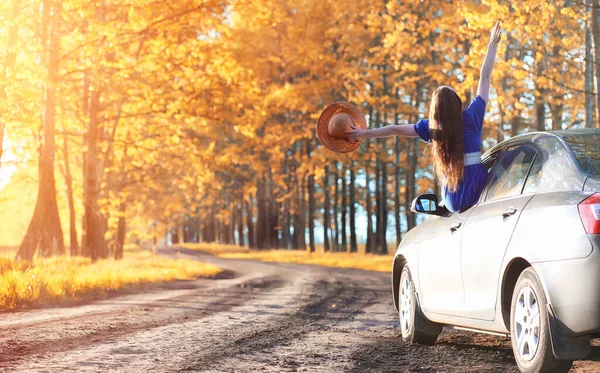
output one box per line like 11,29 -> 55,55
477,21 -> 502,103
345,124 -> 418,141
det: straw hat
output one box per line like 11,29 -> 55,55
317,101 -> 367,154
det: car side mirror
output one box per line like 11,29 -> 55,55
410,194 -> 441,215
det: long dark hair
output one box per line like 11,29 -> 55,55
429,86 -> 464,192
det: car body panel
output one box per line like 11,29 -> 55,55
532,236 -> 600,336
391,229 -> 421,313
506,192 -> 593,264
584,177 -> 600,192
460,193 -> 534,320
417,211 -> 471,316
420,309 -> 509,335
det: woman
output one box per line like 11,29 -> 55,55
346,22 -> 502,213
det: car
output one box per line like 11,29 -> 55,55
391,128 -> 600,373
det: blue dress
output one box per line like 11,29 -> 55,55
413,95 -> 488,213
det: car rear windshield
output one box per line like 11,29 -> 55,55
563,135 -> 600,177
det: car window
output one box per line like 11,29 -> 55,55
533,136 -> 582,192
522,155 -> 542,194
562,134 -> 600,177
485,145 -> 538,202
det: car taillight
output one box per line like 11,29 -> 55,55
578,193 -> 600,234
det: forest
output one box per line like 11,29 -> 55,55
0,0 -> 599,261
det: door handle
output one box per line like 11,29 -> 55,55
449,222 -> 462,232
502,207 -> 517,217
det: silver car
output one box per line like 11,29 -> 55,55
392,129 -> 600,373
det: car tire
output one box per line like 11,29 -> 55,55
510,268 -> 573,373
399,266 -> 440,345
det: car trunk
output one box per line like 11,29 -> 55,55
585,178 -> 600,192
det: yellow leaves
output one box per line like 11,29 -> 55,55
0,0 -> 589,245
559,7 -> 577,18
385,1 -> 395,13
314,167 -> 325,180
513,69 -> 530,81
233,124 -> 256,139
244,186 -> 258,200
206,141 -> 216,154
514,101 -> 526,111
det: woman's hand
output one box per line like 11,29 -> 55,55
345,126 -> 365,141
489,21 -> 501,44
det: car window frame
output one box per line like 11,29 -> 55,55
521,152 -> 543,195
481,143 -> 542,204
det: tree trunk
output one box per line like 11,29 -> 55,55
365,159 -> 374,254
114,202 -> 126,260
534,58 -> 546,131
227,202 -> 234,245
394,136 -> 402,247
0,0 -> 21,166
265,176 -> 272,250
323,165 -> 330,252
374,160 -> 381,253
511,115 -> 521,137
83,88 -> 107,260
592,0 -> 600,127
586,6 -> 596,128
349,165 -> 357,253
256,178 -> 266,249
16,0 -> 65,261
237,203 -> 244,246
380,159 -> 388,255
283,199 -> 291,250
306,143 -> 315,253
218,217 -> 223,243
197,212 -> 203,243
299,174 -> 307,250
341,167 -> 347,252
210,206 -> 217,242
171,226 -> 179,244
535,96 -> 546,131
268,172 -> 279,249
380,73 -> 389,255
245,199 -> 255,248
292,171 -> 300,250
333,163 -> 339,251
551,103 -> 563,131
405,139 -> 417,231
62,131 -> 79,255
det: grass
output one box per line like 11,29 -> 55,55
220,251 -> 392,272
0,246 -> 222,310
178,243 -> 393,273
179,242 -> 250,255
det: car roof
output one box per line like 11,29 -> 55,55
484,128 -> 600,156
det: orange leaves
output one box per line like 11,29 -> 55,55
0,0 -> 591,245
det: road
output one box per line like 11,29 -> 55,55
1,247 -> 599,372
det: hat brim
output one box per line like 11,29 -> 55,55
317,101 -> 367,154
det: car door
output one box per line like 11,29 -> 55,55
418,209 -> 471,316
460,144 -> 542,320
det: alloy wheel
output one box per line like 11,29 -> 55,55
400,275 -> 412,334
514,285 -> 540,362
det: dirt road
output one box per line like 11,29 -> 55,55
1,247 -> 599,372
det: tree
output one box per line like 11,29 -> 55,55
592,0 -> 600,126
17,0 -> 65,261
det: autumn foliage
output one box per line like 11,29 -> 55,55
0,1 -> 598,260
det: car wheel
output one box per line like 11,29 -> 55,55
399,266 -> 439,345
510,268 -> 573,373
